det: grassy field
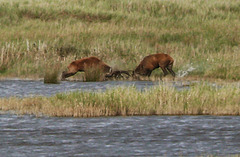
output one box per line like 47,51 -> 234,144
0,83 -> 239,117
0,0 -> 239,80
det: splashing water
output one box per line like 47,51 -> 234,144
177,64 -> 196,77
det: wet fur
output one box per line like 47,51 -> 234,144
133,53 -> 175,77
62,56 -> 131,80
62,56 -> 112,80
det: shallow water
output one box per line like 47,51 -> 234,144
0,79 -> 191,97
0,114 -> 240,156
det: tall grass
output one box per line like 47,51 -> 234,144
0,83 -> 239,117
0,0 -> 239,80
43,62 -> 61,84
84,66 -> 104,82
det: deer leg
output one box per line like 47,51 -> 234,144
160,67 -> 168,76
166,64 -> 176,77
167,67 -> 176,77
147,70 -> 152,77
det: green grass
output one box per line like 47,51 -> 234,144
0,0 -> 239,80
0,83 -> 239,117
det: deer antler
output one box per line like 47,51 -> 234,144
105,70 -> 130,79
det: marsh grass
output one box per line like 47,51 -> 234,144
0,83 -> 239,117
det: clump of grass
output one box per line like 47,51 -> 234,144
0,43 -> 18,74
0,83 -> 239,117
44,70 -> 59,84
84,66 -> 104,82
44,62 -> 61,84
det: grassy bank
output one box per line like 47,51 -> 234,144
0,0 -> 239,80
0,83 -> 239,117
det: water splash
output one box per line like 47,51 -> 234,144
177,64 -> 196,77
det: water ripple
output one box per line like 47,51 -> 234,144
1,115 -> 239,156
0,79 -> 191,97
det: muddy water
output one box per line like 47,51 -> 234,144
1,114 -> 240,156
0,79 -> 191,97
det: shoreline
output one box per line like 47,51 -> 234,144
1,110 -> 240,118
1,75 -> 239,83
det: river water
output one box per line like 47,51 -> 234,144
1,79 -> 240,156
0,114 -> 240,156
0,79 -> 191,97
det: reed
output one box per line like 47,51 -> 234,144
0,83 -> 239,117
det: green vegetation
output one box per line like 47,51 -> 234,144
0,83 -> 239,117
0,0 -> 239,80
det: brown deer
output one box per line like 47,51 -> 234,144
133,53 -> 175,78
62,56 -> 130,80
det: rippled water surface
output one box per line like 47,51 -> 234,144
0,79 -> 190,97
1,114 -> 240,156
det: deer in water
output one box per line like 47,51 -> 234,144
62,56 -> 130,80
132,53 -> 175,78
